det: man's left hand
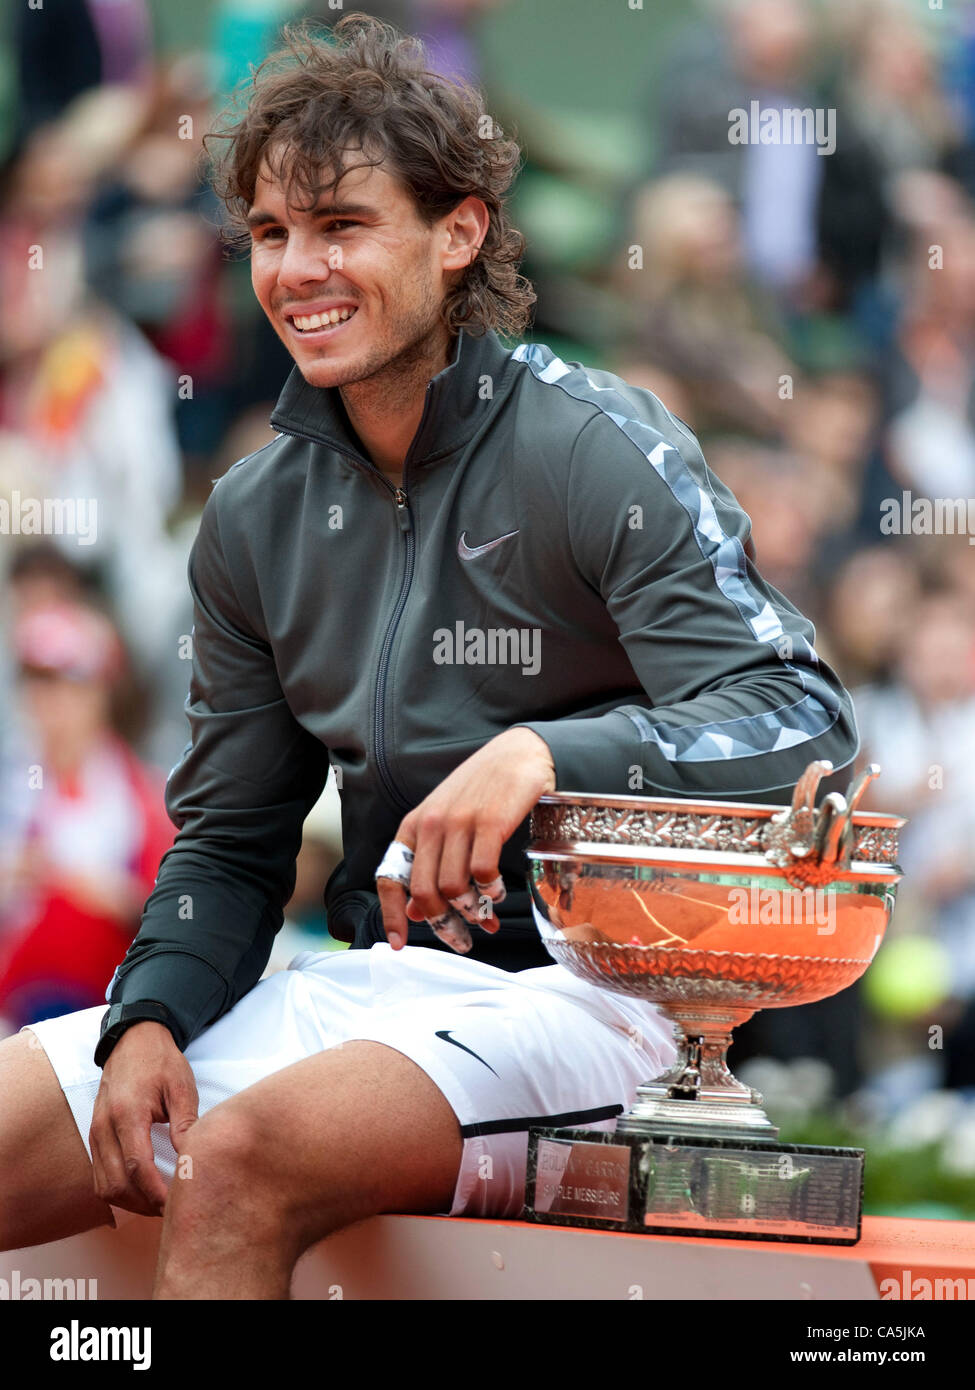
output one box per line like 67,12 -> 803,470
376,727 -> 556,950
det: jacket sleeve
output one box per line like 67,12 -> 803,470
105,484 -> 330,1047
514,410 -> 860,802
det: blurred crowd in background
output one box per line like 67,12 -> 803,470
1,0 -> 975,1201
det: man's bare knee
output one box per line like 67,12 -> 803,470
0,1031 -> 113,1251
166,1105 -> 286,1225
161,1040 -> 462,1253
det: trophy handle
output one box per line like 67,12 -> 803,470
843,762 -> 881,816
816,764 -> 883,868
766,758 -> 832,859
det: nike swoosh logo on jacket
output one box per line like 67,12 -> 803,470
457,528 -> 520,559
106,328 -> 860,1050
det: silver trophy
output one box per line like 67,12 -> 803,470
523,760 -> 905,1244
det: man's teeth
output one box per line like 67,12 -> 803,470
293,307 -> 357,331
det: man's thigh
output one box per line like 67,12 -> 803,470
0,1032 -> 113,1251
178,1040 -> 463,1228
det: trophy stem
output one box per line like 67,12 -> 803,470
617,1003 -> 779,1142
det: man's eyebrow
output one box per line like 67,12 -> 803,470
245,201 -> 376,228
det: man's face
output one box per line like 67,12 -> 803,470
248,152 -> 463,388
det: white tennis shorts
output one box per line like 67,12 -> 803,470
25,944 -> 676,1221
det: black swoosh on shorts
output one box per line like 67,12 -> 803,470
435,1029 -> 500,1077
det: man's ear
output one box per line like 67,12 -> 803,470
441,195 -> 490,272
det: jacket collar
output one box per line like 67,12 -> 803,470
269,327 -> 515,468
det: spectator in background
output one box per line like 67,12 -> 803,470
854,588 -> 975,1083
732,0 -> 826,296
855,590 -> 975,904
83,54 -> 235,471
885,199 -> 975,502
650,0 -> 830,300
0,548 -> 93,904
929,532 -> 975,623
612,173 -> 794,437
821,544 -> 923,686
0,601 -> 172,1034
10,0 -> 152,142
0,98 -> 189,688
833,0 -> 962,187
3,543 -> 88,617
646,0 -> 966,334
783,368 -> 881,541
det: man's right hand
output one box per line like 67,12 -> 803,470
89,1022 -> 199,1217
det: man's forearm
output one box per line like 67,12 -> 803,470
515,675 -> 859,803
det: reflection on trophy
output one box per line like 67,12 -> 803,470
523,760 -> 905,1244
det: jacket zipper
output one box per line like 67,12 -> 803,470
371,481 -> 414,811
274,394 -> 432,813
371,376 -> 440,811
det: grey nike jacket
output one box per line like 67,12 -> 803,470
105,327 -> 860,1051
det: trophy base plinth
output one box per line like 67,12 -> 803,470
616,1094 -> 779,1144
524,1127 -> 864,1245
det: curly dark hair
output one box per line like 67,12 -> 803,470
205,13 -> 536,341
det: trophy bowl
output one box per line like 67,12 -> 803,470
527,761 -> 906,1143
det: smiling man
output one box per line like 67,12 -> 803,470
0,15 -> 859,1298
248,154 -> 467,486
